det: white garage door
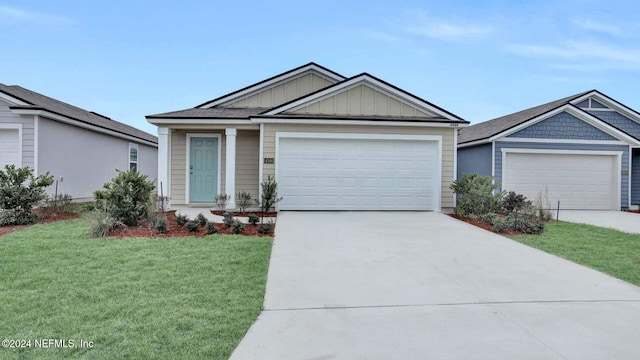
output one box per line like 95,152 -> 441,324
0,129 -> 20,168
277,136 -> 440,210
502,152 -> 618,210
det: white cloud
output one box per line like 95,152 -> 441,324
407,21 -> 493,41
571,18 -> 623,37
0,5 -> 71,24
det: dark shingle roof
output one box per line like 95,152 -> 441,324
0,84 -> 157,144
458,90 -> 593,144
147,107 -> 267,119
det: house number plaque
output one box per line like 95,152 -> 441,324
264,158 -> 275,164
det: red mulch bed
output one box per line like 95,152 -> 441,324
448,214 -> 523,236
0,209 -> 81,237
625,210 -> 640,214
109,210 -> 275,238
211,210 -> 277,217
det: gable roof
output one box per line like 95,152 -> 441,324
458,90 -> 593,145
147,107 -> 265,119
196,62 -> 346,108
0,84 -> 157,145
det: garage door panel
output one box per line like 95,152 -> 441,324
278,137 -> 439,210
503,152 -> 617,210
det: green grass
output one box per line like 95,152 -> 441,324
0,219 -> 272,359
512,221 -> 640,285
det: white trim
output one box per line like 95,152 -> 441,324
571,92 -> 640,123
148,118 -> 255,125
0,123 -> 23,167
458,139 -> 491,148
0,92 -> 30,105
198,65 -> 346,108
225,128 -> 237,210
274,132 -> 443,211
258,123 -> 264,201
11,108 -> 158,147
499,137 -> 626,145
185,133 -> 222,204
453,129 -> 458,207
33,115 -> 39,175
157,127 -> 170,200
129,143 -> 139,171
501,148 -> 623,210
491,141 -> 495,177
264,75 -> 462,123
489,104 -> 640,146
251,117 -> 466,128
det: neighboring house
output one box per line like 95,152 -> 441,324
0,84 -> 158,201
147,63 -> 468,211
458,90 -> 640,210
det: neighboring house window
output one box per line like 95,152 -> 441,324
129,143 -> 139,171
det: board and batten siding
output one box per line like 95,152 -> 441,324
289,84 -> 435,118
494,141 -> 630,209
170,130 -> 226,205
222,72 -> 335,108
0,99 -> 34,170
262,124 -> 457,209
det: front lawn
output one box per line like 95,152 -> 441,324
0,219 -> 272,359
512,221 -> 640,285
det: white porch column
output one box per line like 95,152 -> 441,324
157,127 -> 170,205
225,128 -> 237,210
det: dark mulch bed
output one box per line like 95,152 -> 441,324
109,210 -> 275,238
0,209 -> 81,237
211,210 -> 277,217
625,210 -> 640,214
448,213 -> 523,236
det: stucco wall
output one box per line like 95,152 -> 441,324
38,116 -> 158,200
457,143 -> 492,179
0,99 -> 34,169
262,124 -> 457,209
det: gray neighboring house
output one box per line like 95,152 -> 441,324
0,84 -> 158,200
458,90 -> 640,211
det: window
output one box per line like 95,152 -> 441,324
129,143 -> 138,171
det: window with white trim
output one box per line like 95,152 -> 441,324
129,143 -> 138,171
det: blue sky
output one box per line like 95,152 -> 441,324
1,1 -> 639,135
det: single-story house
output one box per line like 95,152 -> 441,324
0,84 -> 158,200
458,90 -> 640,210
147,62 -> 468,211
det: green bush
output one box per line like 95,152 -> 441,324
175,213 -> 188,227
41,193 -> 74,214
230,220 -> 245,234
185,220 -> 200,232
450,173 -> 503,217
508,213 -> 545,234
480,212 -> 498,225
94,169 -> 155,226
256,176 -> 282,220
248,213 -> 259,226
258,223 -> 272,235
236,191 -> 253,213
155,217 -> 168,234
491,216 -> 510,233
195,213 -> 208,227
85,209 -> 124,237
205,221 -> 218,235
502,191 -> 532,213
223,211 -> 235,228
0,165 -> 54,225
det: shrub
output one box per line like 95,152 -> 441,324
155,217 -> 168,234
508,213 -> 545,234
185,220 -> 200,232
258,223 -> 272,234
205,221 -> 218,234
491,216 -> 510,233
215,194 -> 230,211
230,220 -> 245,234
94,169 -> 155,226
450,173 -> 503,217
175,213 -> 188,227
480,212 -> 498,225
41,193 -> 74,215
0,165 -> 54,225
223,211 -> 235,228
256,176 -> 283,222
195,213 -> 208,227
85,209 -> 124,237
236,191 -> 253,213
502,191 -> 532,213
248,213 -> 259,226
157,195 -> 170,213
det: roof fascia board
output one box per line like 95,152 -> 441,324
249,117 -> 467,128
457,139 -> 491,148
198,64 -> 346,109
147,118 -> 254,125
264,75 -> 463,122
571,91 -> 640,123
12,108 -> 158,147
489,104 -> 640,146
0,91 -> 31,106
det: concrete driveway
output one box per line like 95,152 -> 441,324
231,212 -> 640,360
556,210 -> 640,234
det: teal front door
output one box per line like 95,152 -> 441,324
189,136 -> 218,202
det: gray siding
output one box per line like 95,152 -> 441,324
457,143 -> 492,179
38,116 -> 158,200
588,110 -> 640,139
0,99 -> 34,169
510,112 -> 616,140
632,150 -> 640,205
494,141 -> 630,209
